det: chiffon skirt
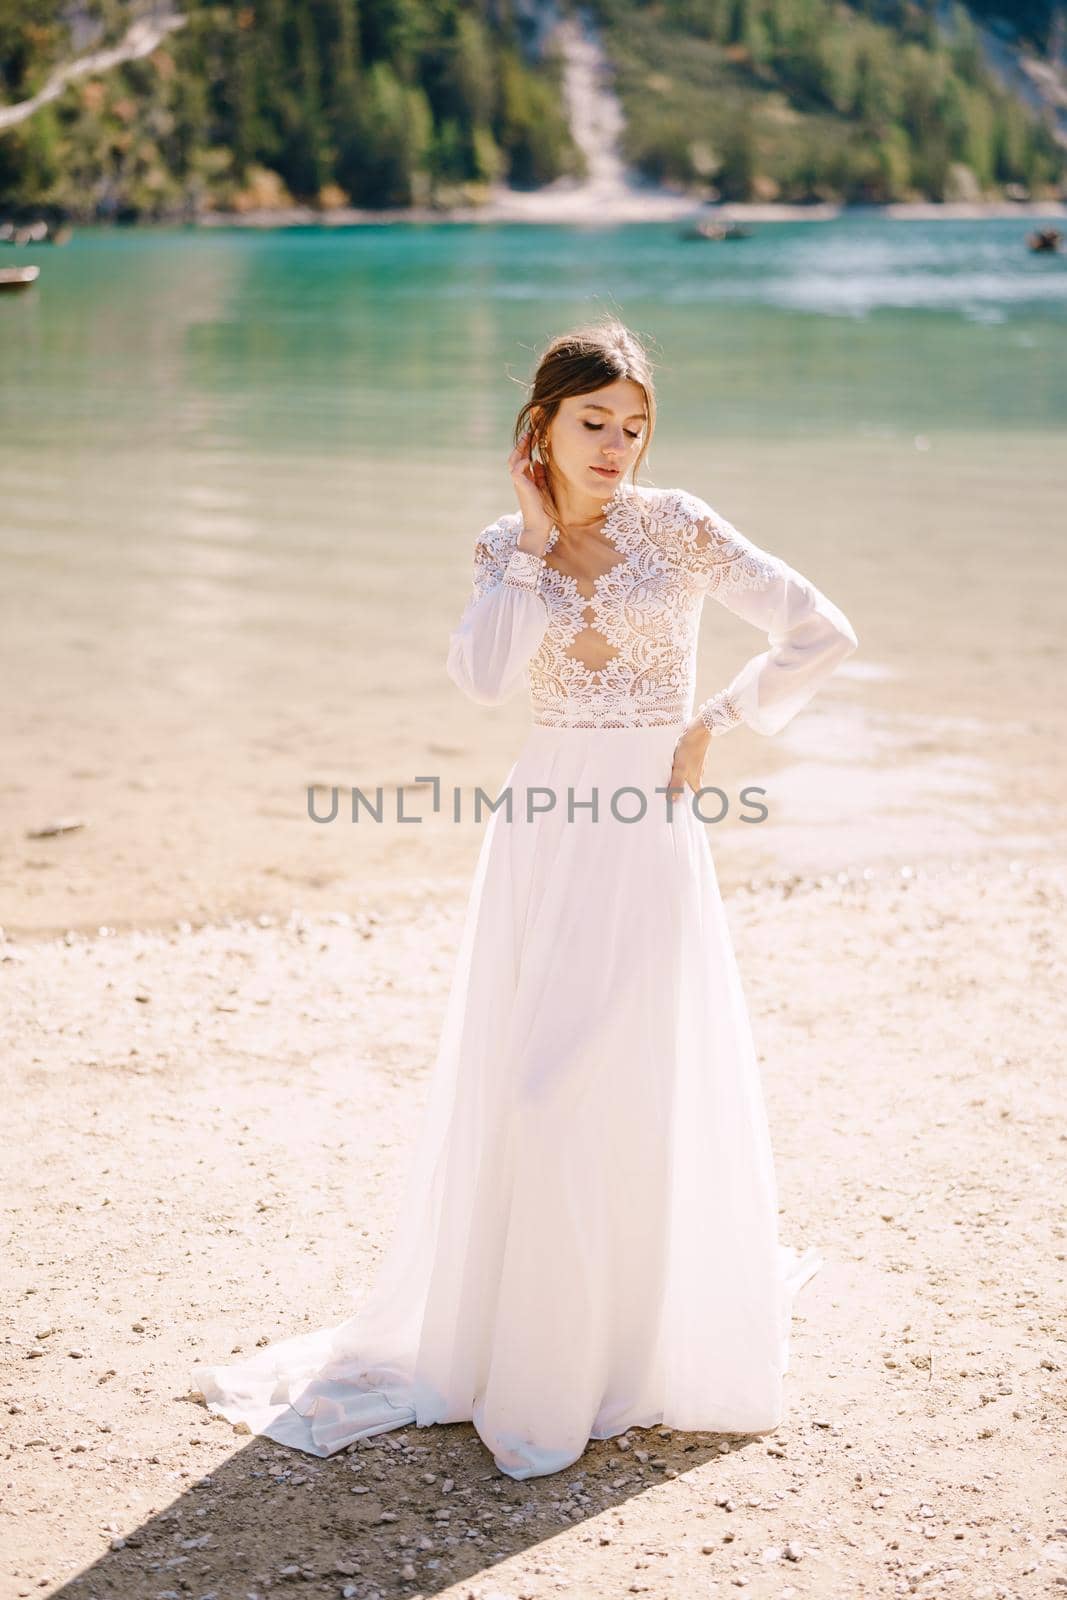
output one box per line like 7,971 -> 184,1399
191,719 -> 822,1479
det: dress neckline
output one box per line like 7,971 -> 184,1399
539,480 -> 645,604
544,476 -> 639,556
576,474 -> 635,533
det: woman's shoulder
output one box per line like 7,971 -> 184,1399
633,483 -> 734,551
638,484 -> 781,588
475,508 -> 523,563
636,482 -> 721,528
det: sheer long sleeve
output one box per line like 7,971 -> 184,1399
676,492 -> 859,739
446,514 -> 551,706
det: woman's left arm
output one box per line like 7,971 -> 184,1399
694,510 -> 859,739
669,493 -> 858,791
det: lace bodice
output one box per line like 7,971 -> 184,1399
446,481 -> 858,735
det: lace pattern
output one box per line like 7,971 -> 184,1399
470,483 -> 787,731
501,548 -> 548,593
698,690 -> 744,737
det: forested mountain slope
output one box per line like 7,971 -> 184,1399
593,0 -> 1065,203
0,0 -> 1062,218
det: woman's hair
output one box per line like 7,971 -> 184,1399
513,318 -> 658,515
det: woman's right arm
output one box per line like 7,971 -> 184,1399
445,515 -> 552,706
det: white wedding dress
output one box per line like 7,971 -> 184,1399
191,478 -> 858,1479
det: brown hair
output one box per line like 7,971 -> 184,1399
512,318 -> 658,519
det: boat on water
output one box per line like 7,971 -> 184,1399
0,265 -> 40,291
0,219 -> 72,245
679,219 -> 754,241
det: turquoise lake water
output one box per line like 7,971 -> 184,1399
2,217 -> 1066,454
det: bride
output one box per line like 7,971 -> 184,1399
192,316 -> 859,1481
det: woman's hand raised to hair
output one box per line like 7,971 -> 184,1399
508,429 -> 557,555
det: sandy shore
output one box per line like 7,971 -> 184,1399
3,847 -> 1064,1599
191,196 -> 1067,228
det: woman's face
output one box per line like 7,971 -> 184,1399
541,378 -> 648,506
